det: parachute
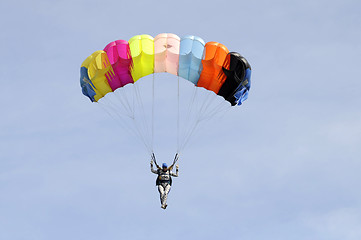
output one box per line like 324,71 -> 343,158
80,33 -> 252,155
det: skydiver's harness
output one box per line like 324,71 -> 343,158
152,153 -> 179,186
156,169 -> 172,186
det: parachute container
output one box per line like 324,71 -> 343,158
197,42 -> 229,94
128,34 -> 154,81
154,33 -> 180,76
178,35 -> 205,85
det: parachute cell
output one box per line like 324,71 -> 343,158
197,42 -> 229,94
154,33 -> 180,75
218,52 -> 251,105
80,51 -> 113,102
103,40 -> 133,90
178,35 -> 205,85
129,34 -> 154,81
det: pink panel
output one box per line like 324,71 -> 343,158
104,40 -> 134,90
154,33 -> 180,76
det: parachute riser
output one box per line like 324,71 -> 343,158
169,153 -> 179,170
152,153 -> 179,171
151,153 -> 161,170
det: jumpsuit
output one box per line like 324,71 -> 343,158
151,165 -> 178,208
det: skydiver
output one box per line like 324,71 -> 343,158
150,158 -> 179,209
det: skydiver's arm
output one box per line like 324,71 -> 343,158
150,162 -> 158,174
170,167 -> 179,177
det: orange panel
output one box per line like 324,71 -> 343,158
197,42 -> 229,93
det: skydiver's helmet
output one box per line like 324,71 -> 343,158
162,163 -> 167,170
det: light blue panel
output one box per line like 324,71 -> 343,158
178,35 -> 205,85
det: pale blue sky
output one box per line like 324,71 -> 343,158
1,0 -> 361,240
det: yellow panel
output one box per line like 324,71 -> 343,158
128,34 -> 154,81
81,50 -> 113,101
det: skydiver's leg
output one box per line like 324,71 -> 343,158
158,185 -> 165,206
162,184 -> 171,207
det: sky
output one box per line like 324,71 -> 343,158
1,0 -> 361,239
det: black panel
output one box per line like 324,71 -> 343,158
218,52 -> 251,105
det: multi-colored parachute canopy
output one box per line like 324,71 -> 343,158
80,33 -> 251,106
80,33 -> 252,154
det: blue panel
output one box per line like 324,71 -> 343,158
80,67 -> 96,102
235,68 -> 251,105
178,35 -> 205,85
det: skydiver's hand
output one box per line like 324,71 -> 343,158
176,164 -> 179,170
150,160 -> 153,166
